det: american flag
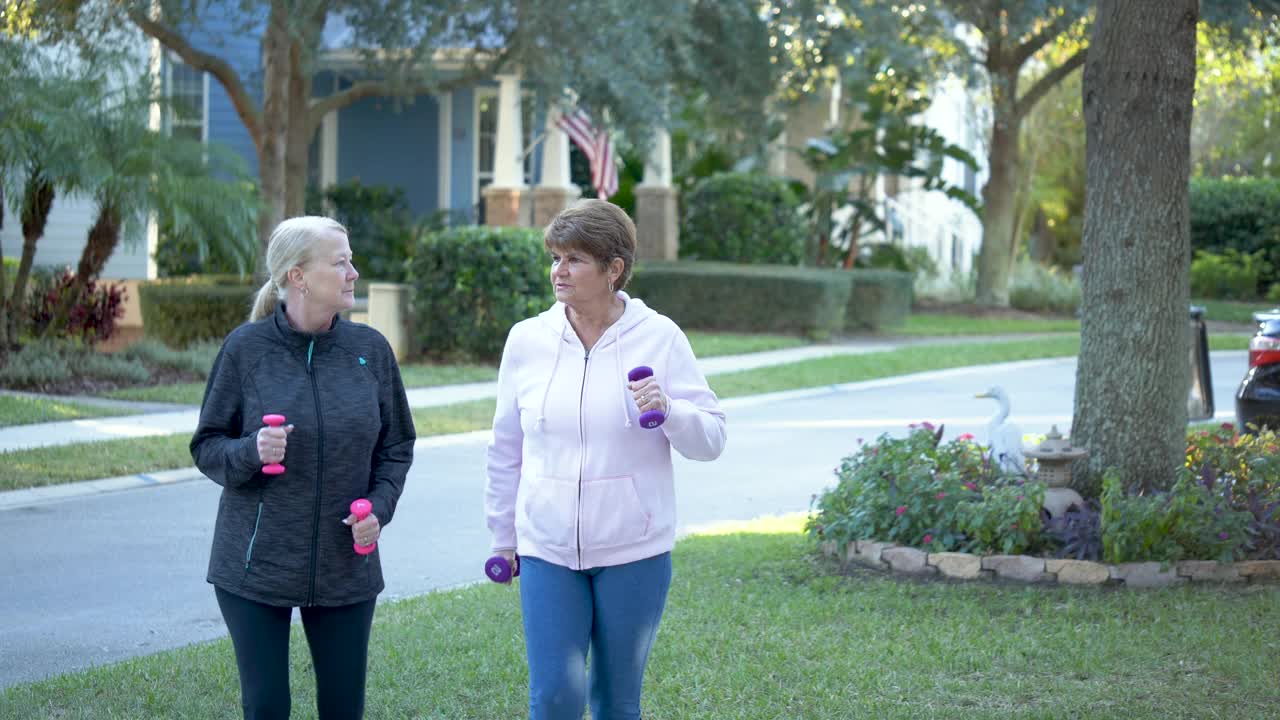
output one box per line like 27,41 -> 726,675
556,108 -> 618,200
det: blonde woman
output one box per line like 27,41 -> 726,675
191,216 -> 415,719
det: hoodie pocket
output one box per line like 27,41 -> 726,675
522,475 -> 578,549
579,474 -> 651,550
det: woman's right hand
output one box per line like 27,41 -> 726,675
494,548 -> 517,573
257,422 -> 295,465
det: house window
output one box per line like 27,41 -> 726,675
165,55 -> 207,144
476,88 -> 535,196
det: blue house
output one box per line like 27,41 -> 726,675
4,8 -> 686,289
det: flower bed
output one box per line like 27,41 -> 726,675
807,423 -> 1280,582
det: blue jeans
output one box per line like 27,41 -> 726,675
519,553 -> 672,720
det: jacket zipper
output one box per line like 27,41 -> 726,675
306,338 -> 324,606
576,350 -> 589,570
244,496 -> 264,569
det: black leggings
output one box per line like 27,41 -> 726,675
215,587 -> 377,720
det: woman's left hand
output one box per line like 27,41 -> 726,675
629,377 -> 669,415
343,510 -> 381,546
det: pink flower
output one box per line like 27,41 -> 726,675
1221,422 -> 1234,430
1017,495 -> 1024,501
922,421 -> 935,430
1218,532 -> 1230,540
935,492 -> 947,500
922,534 -> 933,544
957,433 -> 975,442
895,505 -> 908,516
1011,523 -> 1019,530
964,482 -> 978,491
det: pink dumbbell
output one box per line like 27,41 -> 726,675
485,554 -> 520,583
262,414 -> 287,475
350,498 -> 376,555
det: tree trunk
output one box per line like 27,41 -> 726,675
285,9 -> 326,219
284,51 -> 313,219
255,2 -> 292,268
974,100 -> 1021,306
6,173 -> 55,348
1070,0 -> 1198,495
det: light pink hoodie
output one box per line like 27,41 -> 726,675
485,292 -> 727,570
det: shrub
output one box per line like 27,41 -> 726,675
845,269 -> 913,331
680,172 -> 807,264
406,225 -> 551,362
1008,258 -> 1080,314
628,261 -> 849,340
0,339 -> 73,389
1186,424 -> 1280,560
307,180 -> 444,282
806,424 -> 1048,555
1190,177 -> 1280,290
1100,470 -> 1250,564
153,222 -> 249,278
1189,248 -> 1269,300
1045,502 -> 1103,561
0,338 -> 149,391
121,338 -> 219,378
138,276 -> 255,349
26,268 -> 126,345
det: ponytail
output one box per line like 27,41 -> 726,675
249,278 -> 279,323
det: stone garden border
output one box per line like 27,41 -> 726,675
821,540 -> 1280,588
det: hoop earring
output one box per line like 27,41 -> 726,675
608,279 -> 615,294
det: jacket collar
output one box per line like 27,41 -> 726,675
272,301 -> 342,352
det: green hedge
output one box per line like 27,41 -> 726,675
679,172 -> 807,264
843,269 -> 913,331
629,261 -> 849,340
1190,177 -> 1280,293
406,225 -> 552,362
139,276 -> 255,348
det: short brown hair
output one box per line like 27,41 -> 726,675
543,199 -> 636,291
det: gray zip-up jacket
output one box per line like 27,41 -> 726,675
191,303 -> 415,607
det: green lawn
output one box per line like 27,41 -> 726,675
0,395 -> 139,428
1193,298 -> 1274,325
4,516 -> 1275,719
686,330 -> 807,357
0,434 -> 194,490
898,313 -> 1081,336
104,381 -> 208,405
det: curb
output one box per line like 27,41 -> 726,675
822,539 -> 1280,588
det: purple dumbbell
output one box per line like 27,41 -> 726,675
485,554 -> 520,583
627,366 -> 666,429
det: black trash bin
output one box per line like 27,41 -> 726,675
1188,305 -> 1214,421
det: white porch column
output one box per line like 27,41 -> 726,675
634,125 -> 678,260
484,72 -> 526,226
532,105 -> 581,228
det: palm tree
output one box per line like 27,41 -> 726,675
0,40 -> 102,353
42,76 -> 259,338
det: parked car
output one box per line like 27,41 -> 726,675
1236,309 -> 1280,431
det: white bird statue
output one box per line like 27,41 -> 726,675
975,386 -> 1029,478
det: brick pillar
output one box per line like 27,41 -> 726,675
532,186 -> 581,228
483,186 -> 523,227
634,185 -> 678,260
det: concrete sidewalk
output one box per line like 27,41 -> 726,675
0,334 -> 971,454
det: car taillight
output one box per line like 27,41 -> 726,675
1249,335 -> 1280,368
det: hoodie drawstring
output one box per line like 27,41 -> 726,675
537,322 -> 568,429
615,323 -> 631,429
